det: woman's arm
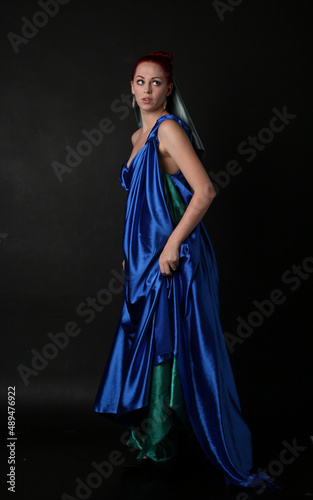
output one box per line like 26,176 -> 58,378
158,119 -> 216,276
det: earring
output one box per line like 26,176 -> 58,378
132,95 -> 136,109
163,98 -> 167,110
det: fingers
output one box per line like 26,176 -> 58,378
160,261 -> 179,277
123,256 -> 176,276
170,261 -> 179,271
159,245 -> 180,277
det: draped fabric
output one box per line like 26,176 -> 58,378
125,171 -> 190,463
126,357 -> 188,462
93,114 -> 268,488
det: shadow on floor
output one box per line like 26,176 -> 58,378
8,427 -> 313,500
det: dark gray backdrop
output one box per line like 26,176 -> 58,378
1,0 -> 312,495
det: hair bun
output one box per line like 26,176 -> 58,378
148,51 -> 173,62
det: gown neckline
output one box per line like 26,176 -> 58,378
125,114 -> 183,178
126,113 -> 174,169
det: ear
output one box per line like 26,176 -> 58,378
130,81 -> 134,94
167,82 -> 174,96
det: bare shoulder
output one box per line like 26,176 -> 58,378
158,118 -> 189,147
158,117 -> 186,136
131,128 -> 141,145
158,118 -> 191,154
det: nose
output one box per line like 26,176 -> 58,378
144,83 -> 152,93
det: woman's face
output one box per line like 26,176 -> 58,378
131,62 -> 173,113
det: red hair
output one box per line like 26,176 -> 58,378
131,51 -> 174,83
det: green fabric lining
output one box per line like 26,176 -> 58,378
126,171 -> 188,462
161,169 -> 186,225
127,358 -> 186,461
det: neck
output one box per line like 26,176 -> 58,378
140,108 -> 168,132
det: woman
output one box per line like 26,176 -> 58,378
94,52 -> 268,489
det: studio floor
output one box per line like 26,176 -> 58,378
8,412 -> 313,500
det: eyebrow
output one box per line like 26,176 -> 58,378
135,75 -> 163,79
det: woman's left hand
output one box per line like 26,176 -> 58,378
159,241 -> 180,276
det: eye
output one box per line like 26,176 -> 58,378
152,80 -> 161,86
136,79 -> 144,85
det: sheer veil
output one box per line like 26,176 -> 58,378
133,80 -> 206,160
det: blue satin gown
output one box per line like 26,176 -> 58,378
93,114 -> 268,488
